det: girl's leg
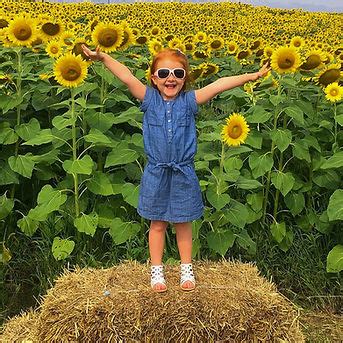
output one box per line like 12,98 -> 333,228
149,220 -> 168,291
175,222 -> 195,290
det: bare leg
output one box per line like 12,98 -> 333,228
149,220 -> 168,291
175,222 -> 194,290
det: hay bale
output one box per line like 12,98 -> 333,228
1,261 -> 304,342
0,309 -> 37,342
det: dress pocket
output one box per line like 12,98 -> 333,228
177,106 -> 190,127
147,110 -> 163,126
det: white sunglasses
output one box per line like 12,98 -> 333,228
154,68 -> 186,79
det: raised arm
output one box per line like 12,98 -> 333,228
194,63 -> 270,105
82,45 -> 146,101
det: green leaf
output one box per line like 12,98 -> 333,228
278,230 -> 294,252
63,155 -> 94,175
246,105 -> 272,123
0,123 -> 18,145
87,171 -> 114,196
23,129 -> 54,146
269,129 -> 292,152
111,106 -> 142,125
335,114 -> 343,126
121,183 -> 140,208
83,128 -> 112,146
284,106 -> 304,125
327,189 -> 343,221
97,205 -> 115,228
292,139 -> 311,163
52,115 -> 76,130
235,176 -> 262,190
74,213 -> 98,236
247,192 -> 264,213
224,200 -> 248,228
31,149 -> 60,164
14,118 -> 40,141
284,192 -> 305,216
0,161 -> 19,185
109,218 -> 141,245
85,111 -> 114,132
52,237 -> 75,261
105,146 -> 139,167
17,216 -> 39,237
236,229 -> 256,255
8,154 -> 35,178
245,131 -> 262,149
206,187 -> 230,210
0,194 -> 14,220
206,229 -> 235,256
223,157 -> 243,171
248,152 -> 274,178
326,245 -> 343,273
271,171 -> 295,196
321,151 -> 343,169
269,94 -> 285,106
226,145 -> 252,158
0,243 -> 12,264
270,222 -> 286,244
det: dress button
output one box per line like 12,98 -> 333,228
168,119 -> 171,122
168,129 -> 171,132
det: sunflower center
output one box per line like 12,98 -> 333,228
0,19 -> 9,29
194,51 -> 207,59
228,45 -> 236,52
120,31 -> 129,47
319,69 -> 340,86
294,40 -> 301,47
301,55 -> 321,70
61,62 -> 82,81
98,28 -> 118,47
42,23 -> 60,36
237,50 -> 249,59
229,125 -> 242,139
211,40 -> 222,49
279,57 -> 294,69
51,46 -> 59,54
14,24 -> 32,41
330,89 -> 338,96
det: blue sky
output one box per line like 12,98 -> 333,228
231,0 -> 343,13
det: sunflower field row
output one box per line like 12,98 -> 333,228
0,0 -> 342,280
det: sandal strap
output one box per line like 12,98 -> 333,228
151,265 -> 166,287
180,263 -> 195,285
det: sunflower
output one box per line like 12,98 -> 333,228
7,16 -> 37,47
200,62 -> 219,78
192,49 -> 209,60
40,20 -> 64,42
184,41 -> 195,53
117,25 -> 135,51
136,35 -> 148,45
324,82 -> 343,102
236,48 -> 252,61
271,46 -> 301,74
59,30 -> 76,47
290,36 -> 305,49
263,46 -> 274,58
53,53 -> 88,88
0,16 -> 9,30
316,64 -> 342,87
46,40 -> 63,58
221,113 -> 250,147
168,37 -> 182,49
92,22 -> 124,53
148,38 -> 163,56
300,49 -> 325,70
194,31 -> 207,43
208,36 -> 224,51
150,26 -> 161,36
189,66 -> 204,82
72,39 -> 90,61
226,41 -> 238,55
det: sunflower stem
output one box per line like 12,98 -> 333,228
10,48 -> 23,200
333,102 -> 338,152
262,83 -> 281,224
71,89 -> 80,218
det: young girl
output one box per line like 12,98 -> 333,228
82,45 -> 269,293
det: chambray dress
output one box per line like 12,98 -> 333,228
137,87 -> 204,223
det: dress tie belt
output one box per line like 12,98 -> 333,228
150,160 -> 193,173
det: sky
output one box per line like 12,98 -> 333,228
229,0 -> 343,13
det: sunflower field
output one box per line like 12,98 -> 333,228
0,0 -> 342,320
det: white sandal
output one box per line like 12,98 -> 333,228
180,263 -> 195,291
151,265 -> 167,293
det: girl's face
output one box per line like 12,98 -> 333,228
151,57 -> 186,101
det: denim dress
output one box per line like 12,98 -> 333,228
137,87 -> 204,223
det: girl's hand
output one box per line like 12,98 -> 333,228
81,44 -> 104,62
251,62 -> 271,81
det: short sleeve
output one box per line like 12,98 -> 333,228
185,90 -> 198,116
140,86 -> 155,113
